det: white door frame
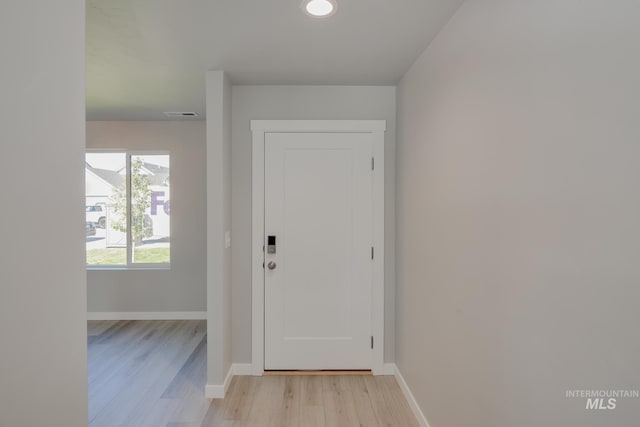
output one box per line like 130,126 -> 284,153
251,120 -> 386,376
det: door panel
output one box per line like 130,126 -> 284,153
264,132 -> 373,370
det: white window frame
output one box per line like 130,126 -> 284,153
86,149 -> 171,270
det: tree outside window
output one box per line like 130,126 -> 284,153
85,152 -> 170,267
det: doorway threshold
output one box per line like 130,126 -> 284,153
263,370 -> 372,376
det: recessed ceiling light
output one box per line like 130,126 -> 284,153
303,0 -> 337,18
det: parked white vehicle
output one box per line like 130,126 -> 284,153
86,204 -> 106,228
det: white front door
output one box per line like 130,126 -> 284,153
264,132 -> 374,370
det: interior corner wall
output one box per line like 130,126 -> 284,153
0,1 -> 87,426
86,121 -> 207,313
222,74 -> 233,380
231,85 -> 397,364
206,71 -> 233,386
396,1 -> 640,426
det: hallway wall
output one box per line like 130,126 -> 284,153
86,121 -> 207,314
0,1 -> 88,425
396,1 -> 640,426
231,85 -> 397,363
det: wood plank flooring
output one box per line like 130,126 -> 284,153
88,320 -> 419,427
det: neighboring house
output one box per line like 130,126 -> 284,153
85,162 -> 122,206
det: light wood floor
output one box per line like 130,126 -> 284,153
88,320 -> 419,427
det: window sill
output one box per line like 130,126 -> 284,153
86,265 -> 171,271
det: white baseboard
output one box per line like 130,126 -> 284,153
205,365 -> 233,399
389,364 -> 432,427
87,311 -> 207,320
205,383 -> 225,399
383,363 -> 396,375
205,363 -> 253,399
223,365 -> 234,392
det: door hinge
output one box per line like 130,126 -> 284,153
371,336 -> 374,349
371,157 -> 375,170
371,247 -> 374,260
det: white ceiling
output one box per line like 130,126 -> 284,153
86,0 -> 464,120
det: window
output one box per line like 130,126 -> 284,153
86,152 -> 170,267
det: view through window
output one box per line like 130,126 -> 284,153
86,152 -> 170,266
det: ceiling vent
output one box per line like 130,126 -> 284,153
164,112 -> 200,118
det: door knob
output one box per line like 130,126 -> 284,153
267,261 -> 277,270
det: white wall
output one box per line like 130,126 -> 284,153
206,71 -> 233,388
0,1 -> 87,426
86,121 -> 207,313
231,85 -> 397,363
396,1 -> 640,426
